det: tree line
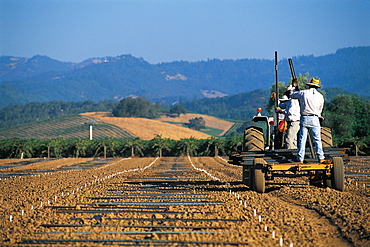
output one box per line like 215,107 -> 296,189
0,135 -> 243,159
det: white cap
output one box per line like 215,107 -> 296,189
279,95 -> 289,101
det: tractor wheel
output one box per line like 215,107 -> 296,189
249,167 -> 254,189
332,157 -> 345,191
242,166 -> 253,189
253,158 -> 266,193
321,127 -> 333,147
244,127 -> 264,151
324,176 -> 332,188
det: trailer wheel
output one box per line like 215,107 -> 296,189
321,127 -> 333,147
309,171 -> 324,187
253,158 -> 265,193
244,127 -> 264,151
332,157 -> 345,191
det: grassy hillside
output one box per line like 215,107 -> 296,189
0,115 -> 135,140
81,112 -> 222,140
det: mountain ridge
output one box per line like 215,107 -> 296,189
0,46 -> 369,109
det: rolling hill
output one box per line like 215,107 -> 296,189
0,115 -> 135,140
81,112 -> 232,140
0,112 -> 234,140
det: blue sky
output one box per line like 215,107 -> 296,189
0,0 -> 369,64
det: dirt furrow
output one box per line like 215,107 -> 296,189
0,156 -> 369,246
195,156 -> 369,247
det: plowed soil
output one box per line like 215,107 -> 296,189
0,156 -> 369,246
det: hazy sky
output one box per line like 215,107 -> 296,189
1,0 -> 369,64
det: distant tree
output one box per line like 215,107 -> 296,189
93,138 -> 119,158
170,105 -> 187,117
74,139 -> 93,158
324,94 -> 369,134
324,94 -> 355,139
322,94 -> 370,154
9,139 -> 39,158
187,117 -> 206,130
202,137 -> 225,156
48,138 -> 67,158
123,138 -> 145,157
176,137 -> 198,156
150,134 -> 172,157
112,97 -> 160,119
338,137 -> 368,156
351,96 -> 370,137
225,136 -> 243,153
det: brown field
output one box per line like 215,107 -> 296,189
81,112 -> 217,140
1,158 -> 95,172
0,156 -> 369,246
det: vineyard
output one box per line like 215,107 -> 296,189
222,121 -> 244,136
0,115 -> 135,140
0,111 -> 237,141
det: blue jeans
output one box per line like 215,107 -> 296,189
297,116 -> 325,161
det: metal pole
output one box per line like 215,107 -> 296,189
275,51 -> 278,108
89,124 -> 93,140
272,51 -> 279,150
85,119 -> 96,140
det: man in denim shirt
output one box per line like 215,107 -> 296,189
290,78 -> 325,163
276,90 -> 300,149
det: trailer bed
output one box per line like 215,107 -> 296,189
229,147 -> 349,166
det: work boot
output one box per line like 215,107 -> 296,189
319,159 -> 326,163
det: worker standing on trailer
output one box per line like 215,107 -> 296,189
290,78 -> 325,163
276,87 -> 300,149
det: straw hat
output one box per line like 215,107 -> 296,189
306,78 -> 322,88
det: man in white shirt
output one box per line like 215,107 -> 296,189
290,78 -> 325,163
276,90 -> 300,149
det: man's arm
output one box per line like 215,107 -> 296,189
289,87 -> 301,100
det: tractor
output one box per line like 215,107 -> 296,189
228,53 -> 347,193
